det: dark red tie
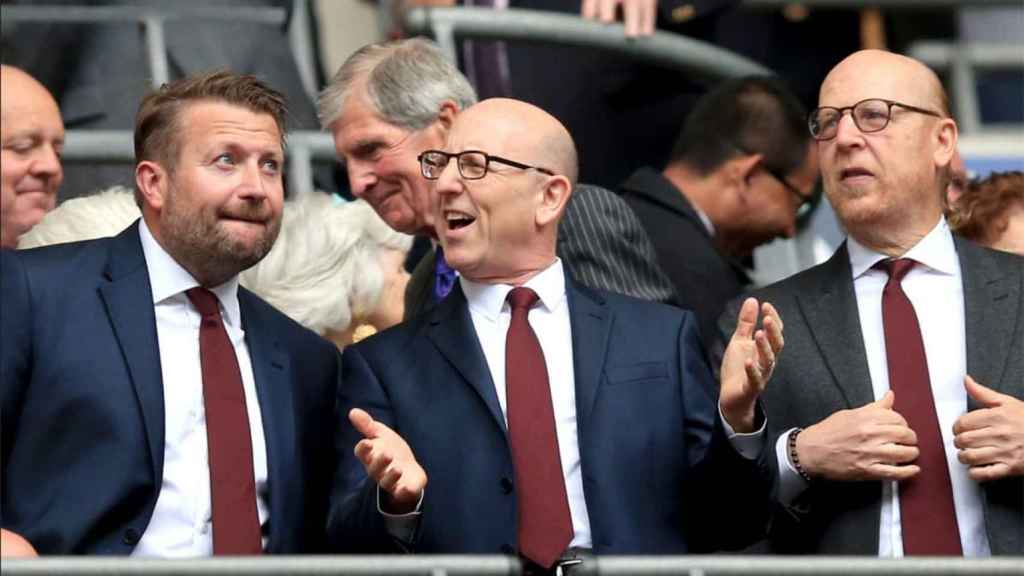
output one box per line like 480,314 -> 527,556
186,288 -> 263,555
505,287 -> 572,568
877,259 -> 962,555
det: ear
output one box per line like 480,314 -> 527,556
436,99 -> 459,130
932,117 -> 958,170
535,174 -> 573,228
729,153 -> 763,203
135,160 -> 169,213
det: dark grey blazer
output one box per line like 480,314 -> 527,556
404,184 -> 677,318
718,236 -> 1024,555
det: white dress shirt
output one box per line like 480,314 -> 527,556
776,217 -> 990,556
132,220 -> 269,557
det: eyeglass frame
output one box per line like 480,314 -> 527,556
732,143 -> 816,219
418,149 -> 555,181
808,98 -> 944,141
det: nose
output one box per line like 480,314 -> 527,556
434,156 -> 462,199
30,145 -> 63,180
237,160 -> 270,202
833,112 -> 864,149
347,160 -> 378,199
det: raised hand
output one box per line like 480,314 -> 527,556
581,0 -> 657,37
796,391 -> 921,481
720,297 -> 783,432
954,375 -> 1024,482
349,408 -> 427,513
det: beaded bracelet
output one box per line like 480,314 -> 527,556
789,427 -> 813,483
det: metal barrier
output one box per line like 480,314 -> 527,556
401,7 -> 771,81
2,555 -> 1022,575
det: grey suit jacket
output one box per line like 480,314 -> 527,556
404,184 -> 677,318
718,236 -> 1024,555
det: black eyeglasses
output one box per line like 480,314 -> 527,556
808,98 -> 943,141
733,143 -> 815,219
418,149 -> 554,181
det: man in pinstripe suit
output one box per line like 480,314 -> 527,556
318,38 -> 676,319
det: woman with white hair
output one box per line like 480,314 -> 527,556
20,187 -> 412,348
240,193 -> 412,348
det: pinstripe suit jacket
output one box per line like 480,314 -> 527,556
717,237 -> 1024,554
404,184 -> 677,318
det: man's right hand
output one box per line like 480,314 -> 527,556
795,391 -> 921,481
349,408 -> 427,514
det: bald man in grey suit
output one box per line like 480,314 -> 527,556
720,50 -> 1023,556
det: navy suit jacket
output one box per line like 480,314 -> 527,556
328,276 -> 773,555
0,223 -> 339,554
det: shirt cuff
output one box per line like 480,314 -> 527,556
377,486 -> 424,545
719,403 -> 766,460
776,428 -> 810,506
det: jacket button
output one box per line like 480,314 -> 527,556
500,544 -> 516,555
500,477 -> 513,494
123,528 -> 141,545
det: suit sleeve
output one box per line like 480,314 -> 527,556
0,250 -> 33,524
326,344 -> 409,553
678,310 -> 775,551
558,185 -> 678,305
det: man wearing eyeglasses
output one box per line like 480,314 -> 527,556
328,97 -> 782,570
718,50 -> 1024,556
618,76 -> 817,349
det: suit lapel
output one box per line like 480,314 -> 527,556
958,237 -> 1022,403
238,290 -> 292,551
427,285 -> 507,433
97,222 -> 165,481
795,244 -> 875,408
568,279 -> 613,426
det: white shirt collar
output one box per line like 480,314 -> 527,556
847,216 -> 959,280
459,258 -> 567,322
138,219 -> 243,328
692,203 -> 716,237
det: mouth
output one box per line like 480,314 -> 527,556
444,209 -> 476,231
839,167 -> 874,181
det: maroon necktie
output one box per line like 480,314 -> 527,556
505,287 -> 572,568
877,259 -> 962,555
186,288 -> 263,555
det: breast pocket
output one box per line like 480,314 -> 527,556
604,361 -> 669,386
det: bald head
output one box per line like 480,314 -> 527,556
821,50 -> 949,117
455,98 -> 579,186
1,65 -> 64,248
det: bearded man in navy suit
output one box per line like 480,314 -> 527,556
328,98 -> 782,571
1,71 -> 339,556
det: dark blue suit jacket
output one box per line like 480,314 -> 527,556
0,223 -> 339,554
328,277 -> 773,555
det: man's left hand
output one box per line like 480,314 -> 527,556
581,0 -> 657,37
954,375 -> 1024,481
720,297 -> 783,433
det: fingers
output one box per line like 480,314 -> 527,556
623,0 -> 640,36
580,0 -> 598,20
957,446 -> 1002,467
755,329 -> 775,376
349,408 -> 379,439
875,390 -> 895,410
599,0 -> 618,23
868,463 -> 921,481
953,407 -> 996,436
967,462 -> 1012,483
732,297 -> 760,341
964,374 -> 1006,408
761,302 -> 784,353
639,0 -> 656,35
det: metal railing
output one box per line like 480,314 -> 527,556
2,555 -> 1022,575
402,7 -> 771,81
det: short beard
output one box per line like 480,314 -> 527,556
160,193 -> 281,287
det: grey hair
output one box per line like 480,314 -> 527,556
318,37 -> 478,131
18,186 -> 140,249
239,194 -> 413,336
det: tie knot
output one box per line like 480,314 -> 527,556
876,258 -> 916,282
186,287 -> 221,319
508,287 -> 539,312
